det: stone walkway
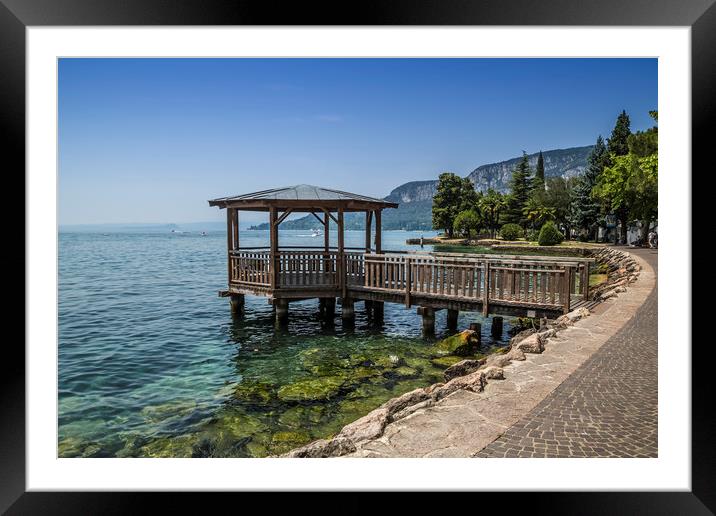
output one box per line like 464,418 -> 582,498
475,247 -> 658,458
342,248 -> 657,458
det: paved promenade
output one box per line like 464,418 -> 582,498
343,247 -> 657,458
475,247 -> 658,458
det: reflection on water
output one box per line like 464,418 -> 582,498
58,229 -> 514,457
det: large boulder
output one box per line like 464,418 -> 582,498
281,436 -> 356,458
512,333 -> 545,354
435,329 -> 480,356
432,370 -> 486,400
443,358 -> 487,381
339,407 -> 390,443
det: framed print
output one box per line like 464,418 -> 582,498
2,0 -> 711,512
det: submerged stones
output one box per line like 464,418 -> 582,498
277,376 -> 346,402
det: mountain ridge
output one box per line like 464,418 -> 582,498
248,145 -> 593,231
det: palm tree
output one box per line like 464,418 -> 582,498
479,189 -> 507,238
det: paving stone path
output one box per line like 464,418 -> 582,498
475,247 -> 658,458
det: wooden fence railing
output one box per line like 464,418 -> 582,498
229,250 -> 590,313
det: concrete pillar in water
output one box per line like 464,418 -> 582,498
364,299 -> 374,313
229,294 -> 244,316
491,316 -> 503,338
417,306 -> 435,336
446,309 -> 459,331
275,299 -> 289,324
372,301 -> 384,323
341,297 -> 355,321
323,297 -> 336,320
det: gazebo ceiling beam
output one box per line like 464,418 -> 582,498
320,208 -> 339,224
309,211 -> 326,226
274,208 -> 294,227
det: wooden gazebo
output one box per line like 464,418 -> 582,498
208,184 -> 398,322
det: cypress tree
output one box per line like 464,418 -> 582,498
534,150 -> 545,189
607,110 -> 631,157
503,151 -> 532,229
575,136 -> 607,240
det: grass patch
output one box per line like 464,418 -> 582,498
589,273 -> 609,287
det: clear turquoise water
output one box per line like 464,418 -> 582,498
58,228 -> 514,457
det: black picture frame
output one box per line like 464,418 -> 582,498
1,0 -> 709,512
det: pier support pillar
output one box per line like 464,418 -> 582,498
229,294 -> 244,316
322,297 -> 335,320
491,316 -> 503,338
341,297 -> 355,321
364,299 -> 374,312
446,309 -> 459,331
275,299 -> 289,325
372,301 -> 384,323
417,306 -> 435,336
469,322 -> 482,347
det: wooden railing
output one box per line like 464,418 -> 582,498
228,249 -> 590,313
360,253 -> 585,313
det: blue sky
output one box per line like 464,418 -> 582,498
58,58 -> 657,225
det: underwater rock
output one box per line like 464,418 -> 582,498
140,399 -> 198,424
277,376 -> 346,402
232,380 -> 276,404
430,355 -> 466,368
435,330 -> 480,356
278,405 -> 326,428
139,435 -> 197,458
385,366 -> 419,379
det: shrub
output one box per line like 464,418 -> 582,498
526,229 -> 540,242
538,221 -> 564,246
500,223 -> 523,241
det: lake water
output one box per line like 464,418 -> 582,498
58,228 -> 517,457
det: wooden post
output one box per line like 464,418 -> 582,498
275,298 -> 288,324
582,261 -> 590,300
365,211 -> 373,252
446,309 -> 459,331
373,301 -> 384,322
229,293 -> 244,316
482,260 -> 490,316
324,297 -> 336,319
270,206 -> 279,290
233,209 -> 239,251
338,207 -> 344,293
341,297 -> 355,321
226,208 -> 234,284
374,209 -> 382,254
563,266 -> 572,314
491,316 -> 503,338
405,256 -> 412,307
324,211 -> 330,252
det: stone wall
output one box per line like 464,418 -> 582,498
589,247 -> 642,301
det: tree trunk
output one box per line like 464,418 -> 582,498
620,218 -> 628,245
641,220 -> 651,246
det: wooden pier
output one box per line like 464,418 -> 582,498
210,185 -> 595,334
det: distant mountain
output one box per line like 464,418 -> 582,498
248,145 -> 593,231
467,146 -> 593,193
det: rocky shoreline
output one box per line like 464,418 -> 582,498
280,246 -> 642,458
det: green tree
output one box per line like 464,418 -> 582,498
574,135 -> 608,240
432,173 -> 477,238
523,197 -> 555,232
543,176 -> 577,240
479,189 -> 507,238
607,110 -> 631,157
533,150 -> 545,192
453,209 -> 482,238
503,151 -> 532,229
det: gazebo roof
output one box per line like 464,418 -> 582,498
208,184 -> 398,211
